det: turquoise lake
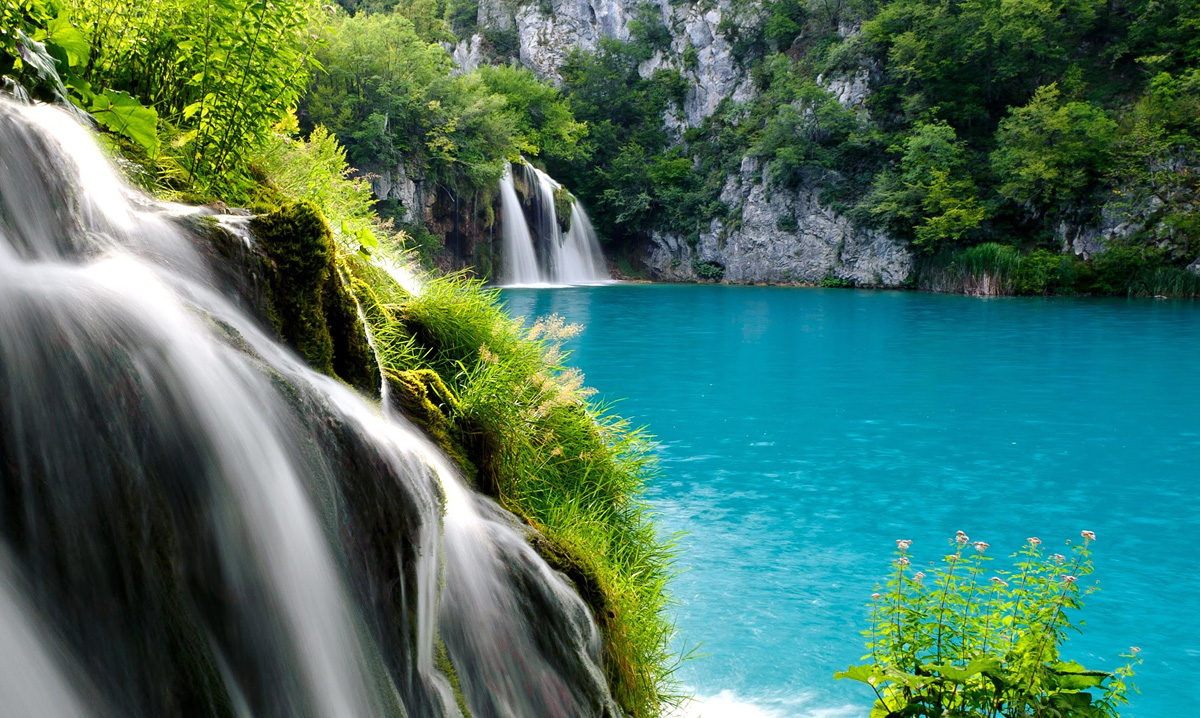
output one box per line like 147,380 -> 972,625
502,285 -> 1200,718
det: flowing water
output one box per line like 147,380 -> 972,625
0,98 -> 618,718
497,161 -> 608,287
503,284 -> 1200,718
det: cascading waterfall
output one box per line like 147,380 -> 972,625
0,98 -> 619,718
499,163 -> 541,286
498,160 -> 609,286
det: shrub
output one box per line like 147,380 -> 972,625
820,275 -> 855,288
838,532 -> 1140,718
692,260 -> 725,280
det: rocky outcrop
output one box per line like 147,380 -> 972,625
450,34 -> 487,74
643,158 -> 912,285
481,0 -> 749,127
365,159 -> 432,223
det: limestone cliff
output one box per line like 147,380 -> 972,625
475,0 -> 914,286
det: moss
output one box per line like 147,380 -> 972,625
385,368 -> 475,476
325,267 -> 380,395
434,637 -> 474,718
250,202 -> 379,395
553,185 -> 574,233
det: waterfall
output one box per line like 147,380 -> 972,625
499,164 -> 541,285
0,98 -> 618,718
497,160 -> 610,286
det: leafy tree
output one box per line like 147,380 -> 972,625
863,0 -> 1104,131
1107,71 -> 1200,261
990,83 -> 1118,214
865,121 -> 985,252
474,65 -> 587,162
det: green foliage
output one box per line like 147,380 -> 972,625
991,84 -> 1118,213
863,0 -> 1103,130
627,3 -> 672,60
555,38 -> 696,242
840,532 -> 1140,718
692,259 -> 724,280
72,0 -> 321,196
820,275 -> 854,288
252,118 -> 383,255
303,11 -> 585,217
474,65 -> 588,162
0,0 -> 161,155
89,89 -> 159,155
1107,71 -> 1200,262
865,121 -> 985,253
349,267 -> 680,718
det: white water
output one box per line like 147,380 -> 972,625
0,97 -> 617,718
498,160 -> 610,286
499,163 -> 541,285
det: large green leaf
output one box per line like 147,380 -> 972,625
44,13 -> 88,67
923,657 -> 1002,682
1049,661 -> 1110,690
91,90 -> 159,156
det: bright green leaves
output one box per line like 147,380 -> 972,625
90,89 -> 159,156
842,534 -> 1141,718
991,83 -> 1118,211
43,11 -> 87,67
865,121 -> 986,253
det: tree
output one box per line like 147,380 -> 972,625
865,121 -> 986,253
990,83 -> 1118,214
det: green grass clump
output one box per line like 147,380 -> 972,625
349,263 -> 679,718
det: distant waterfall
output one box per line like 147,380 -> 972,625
498,160 -> 609,286
0,99 -> 618,718
499,164 -> 540,285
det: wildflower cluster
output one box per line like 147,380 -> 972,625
837,531 -> 1140,717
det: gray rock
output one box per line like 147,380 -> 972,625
451,34 -> 487,74
643,159 -> 912,285
366,160 -> 429,223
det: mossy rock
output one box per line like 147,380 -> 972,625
250,202 -> 379,396
385,368 -> 474,476
553,185 -> 574,233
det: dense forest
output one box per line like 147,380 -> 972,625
3,0 -> 1199,290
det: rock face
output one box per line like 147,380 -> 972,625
642,158 -> 912,285
474,0 -> 913,284
482,0 -> 748,127
366,159 -> 431,223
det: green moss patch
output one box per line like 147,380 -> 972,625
250,202 -> 379,395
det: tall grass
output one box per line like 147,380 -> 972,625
919,243 -> 1023,295
1129,265 -> 1200,298
349,264 -> 680,717
922,242 -> 1200,298
249,125 -> 680,716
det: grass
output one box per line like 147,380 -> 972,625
346,257 -> 681,718
240,125 -> 681,717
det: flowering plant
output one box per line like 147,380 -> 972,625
837,531 -> 1139,717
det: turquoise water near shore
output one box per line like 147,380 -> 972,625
502,285 -> 1200,718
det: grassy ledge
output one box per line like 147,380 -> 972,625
346,256 -> 681,717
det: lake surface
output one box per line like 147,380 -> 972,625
502,285 -> 1200,718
